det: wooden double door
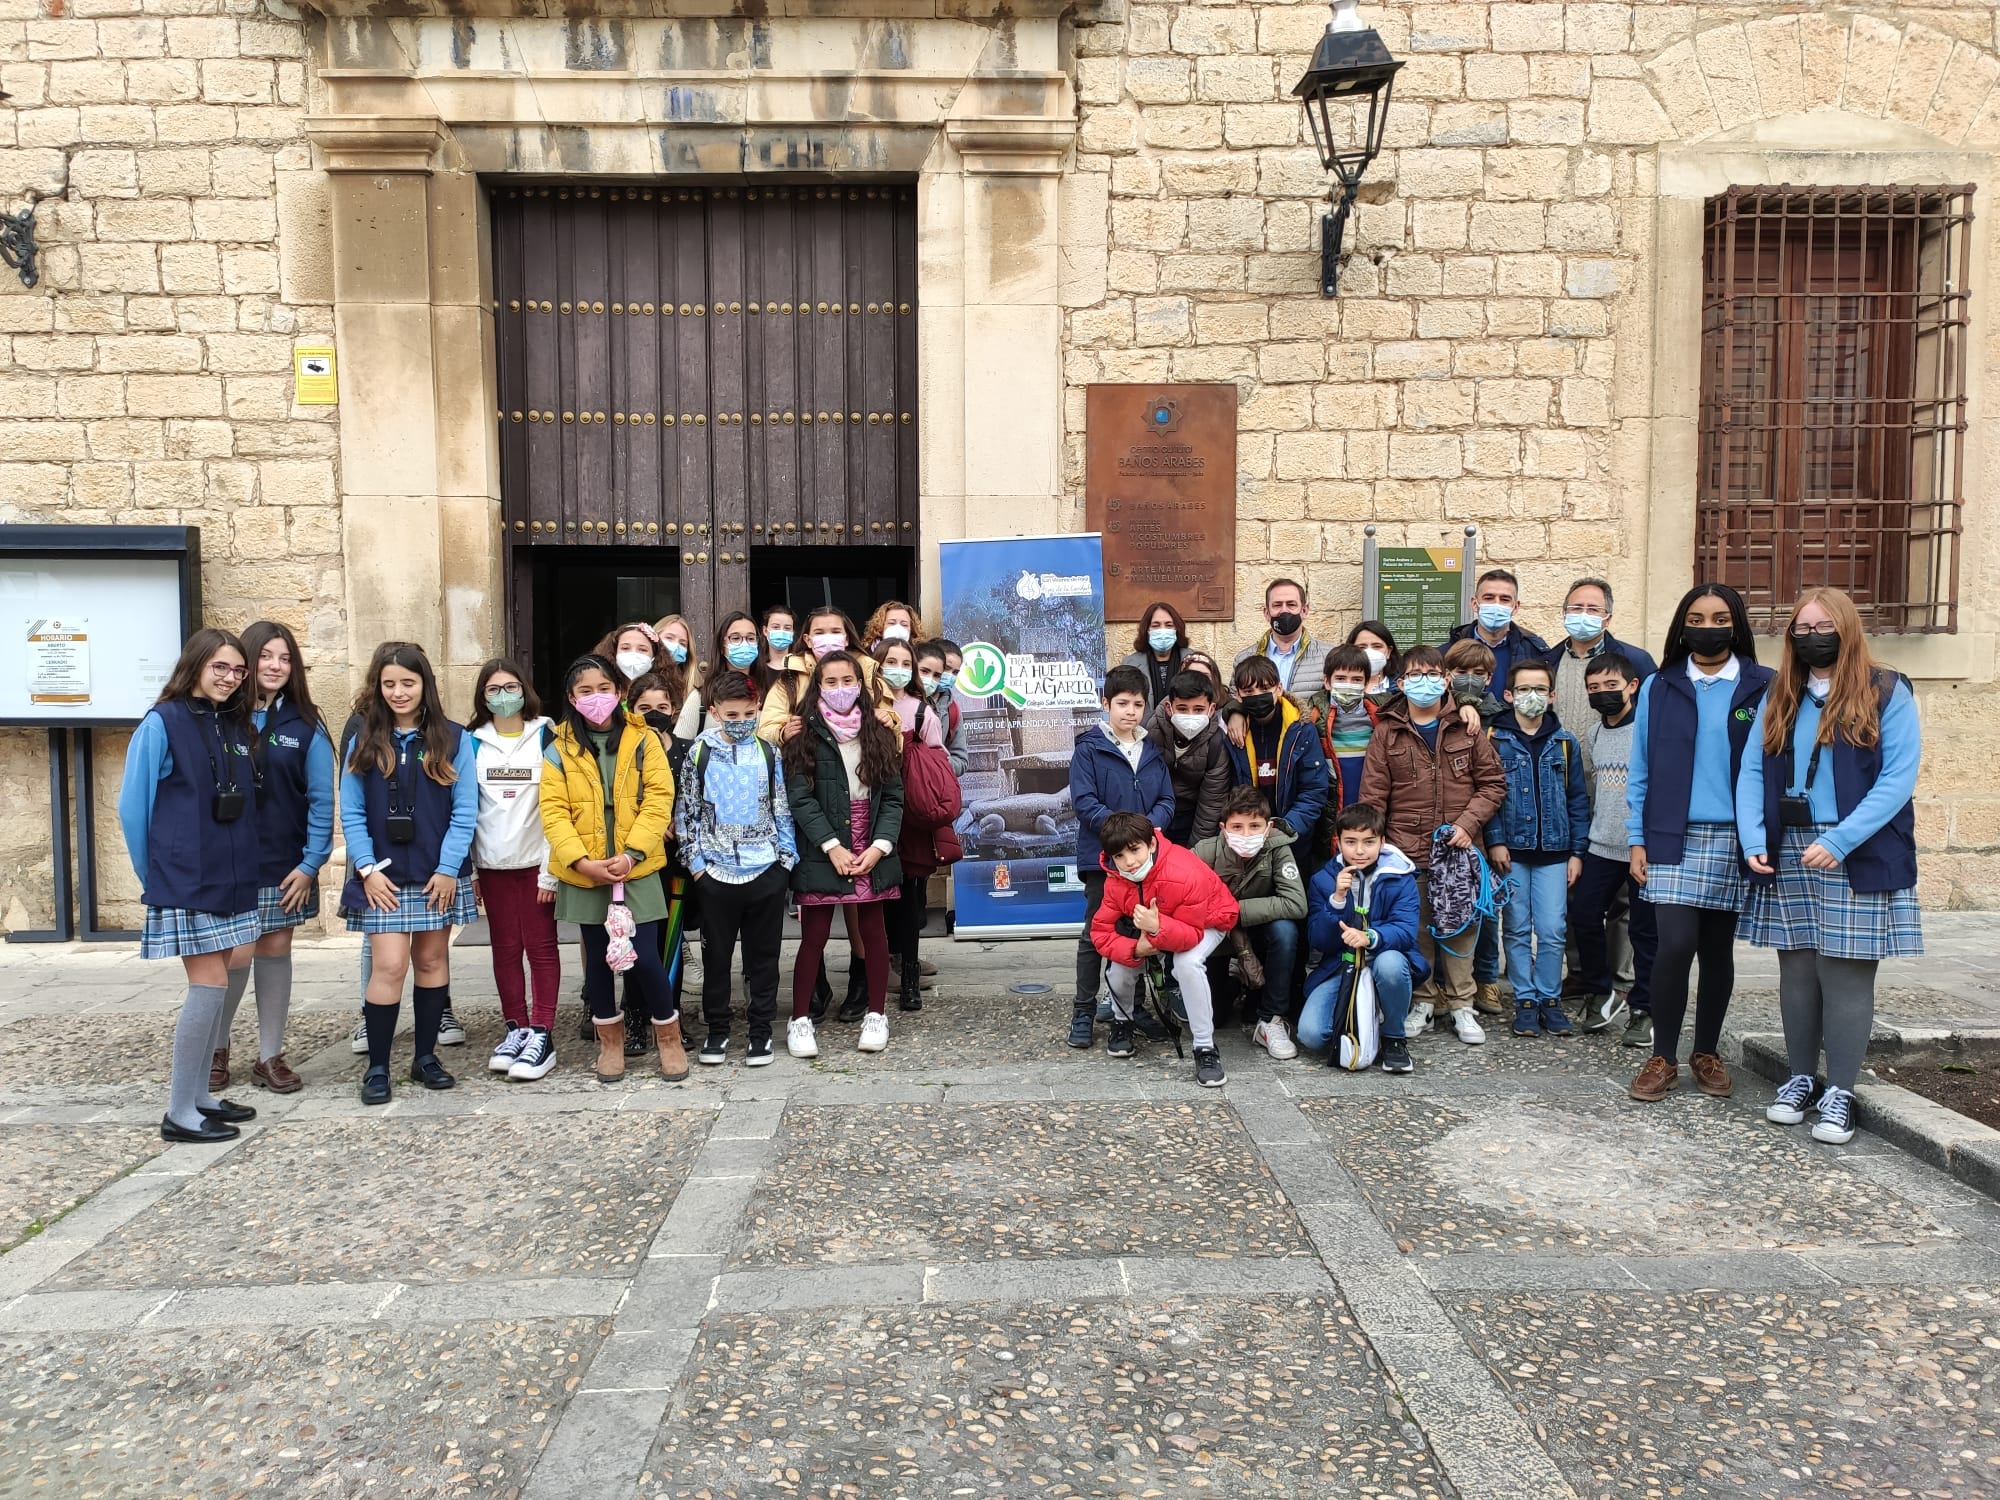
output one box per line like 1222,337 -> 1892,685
492,182 -> 919,666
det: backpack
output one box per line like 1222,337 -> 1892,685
901,699 -> 964,831
685,736 -> 777,810
1426,826 -> 1509,958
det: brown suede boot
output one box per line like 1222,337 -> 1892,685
593,1019 -> 626,1083
654,1017 -> 689,1082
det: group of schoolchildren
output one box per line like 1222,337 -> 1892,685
1070,573 -> 1924,1146
122,604 -> 971,1141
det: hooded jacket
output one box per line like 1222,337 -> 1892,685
1356,703 -> 1506,870
1146,709 -> 1234,846
1303,842 -> 1429,996
1091,832 -> 1240,967
1070,723 -> 1176,870
1227,695 -> 1330,844
1191,818 -> 1308,928
471,717 -> 557,884
539,711 -> 675,889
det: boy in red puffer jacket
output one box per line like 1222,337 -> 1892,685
1091,810 -> 1241,1087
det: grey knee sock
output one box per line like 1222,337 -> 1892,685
1776,948 -> 1824,1078
214,964 -> 252,1054
253,954 -> 293,1062
1817,955 -> 1880,1091
169,983 -> 228,1129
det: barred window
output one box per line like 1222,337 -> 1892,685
1697,185 -> 1972,632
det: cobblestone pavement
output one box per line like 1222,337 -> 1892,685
4,918 -> 2000,1499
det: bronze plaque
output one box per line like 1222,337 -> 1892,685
1085,383 -> 1237,622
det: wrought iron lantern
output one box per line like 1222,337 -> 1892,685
1291,0 -> 1404,296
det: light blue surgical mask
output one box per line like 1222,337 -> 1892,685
766,628 -> 794,652
1402,674 -> 1448,707
934,672 -> 956,697
724,640 -> 761,669
1147,628 -> 1177,654
1564,612 -> 1606,642
1476,603 -> 1514,632
720,717 -> 757,742
882,665 -> 913,691
663,639 -> 689,665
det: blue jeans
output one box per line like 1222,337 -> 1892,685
1298,949 -> 1414,1050
1503,861 -> 1569,1007
1208,918 -> 1300,1022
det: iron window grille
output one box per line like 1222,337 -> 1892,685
1696,183 -> 1973,632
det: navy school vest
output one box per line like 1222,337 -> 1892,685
1640,657 -> 1774,866
143,698 -> 261,916
253,693 -> 319,887
1755,672 -> 1917,894
350,721 -> 470,886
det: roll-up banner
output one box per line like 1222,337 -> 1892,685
939,534 -> 1107,940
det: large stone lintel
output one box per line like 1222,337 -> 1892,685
943,116 -> 1076,174
299,0 -> 1081,19
306,116 -> 450,174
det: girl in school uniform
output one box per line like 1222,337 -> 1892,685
119,628 -> 263,1142
469,658 -> 563,1082
540,654 -> 686,1083
1624,582 -> 1773,1105
784,649 -> 905,1058
341,641 -> 480,1106
210,620 -> 334,1096
1740,587 -> 1922,1146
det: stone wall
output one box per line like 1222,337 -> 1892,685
0,0 -> 333,926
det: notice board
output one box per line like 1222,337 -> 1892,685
1084,383 -> 1236,622
1363,529 -> 1474,649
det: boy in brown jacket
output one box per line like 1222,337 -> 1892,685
1357,644 -> 1507,1044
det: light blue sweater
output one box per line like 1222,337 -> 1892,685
338,725 -> 480,877
1737,680 -> 1921,860
1624,668 -> 1743,847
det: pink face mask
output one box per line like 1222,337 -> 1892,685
820,684 -> 861,713
573,691 -> 620,726
810,633 -> 846,658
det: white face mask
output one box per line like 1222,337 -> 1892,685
1224,831 -> 1267,859
1118,854 -> 1155,883
881,624 -> 911,642
616,650 -> 653,681
1363,647 -> 1389,677
1170,712 -> 1210,740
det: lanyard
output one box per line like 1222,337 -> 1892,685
1785,703 -> 1827,794
193,704 -> 242,794
386,730 -> 419,817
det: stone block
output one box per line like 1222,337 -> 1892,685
1077,104 -> 1138,154
1693,23 -> 1759,131
1411,202 -> 1467,251
1516,339 -> 1581,377
71,461 -> 133,508
133,459 -> 205,507
1464,430 -> 1522,477
1222,103 -> 1298,149
1141,105 -> 1223,151
209,145 -> 274,198
1430,103 -> 1507,147
96,334 -> 203,374
1239,383 -> 1311,432
159,244 -> 221,294
136,147 -> 210,197
124,59 -> 202,105
1566,3 -> 1631,55
1409,3 -> 1484,52
1186,198 -> 1265,252
1170,6 -> 1254,55
238,18 -> 302,58
1586,79 -> 1673,144
1486,298 -> 1545,336
78,106 -> 156,145
1394,55 -> 1463,105
1525,428 -> 1589,478
1077,57 -> 1122,107
99,19 -> 167,58
1509,100 -> 1584,146
1385,255 -> 1443,298
1489,3 -> 1564,53
154,104 -> 236,143
1797,12 -> 1849,114
86,419 -> 165,460
1496,254 -> 1561,297
1465,54 -> 1529,101
1403,379 -> 1474,431
1196,54 -> 1274,105
204,333 -> 291,374
1258,342 -> 1324,385
1886,23 -> 1956,130
220,247 -> 280,295
1105,249 -> 1158,293
165,17 -> 239,60
1452,340 -> 1515,377
1744,15 -> 1806,117
1559,376 -> 1611,427
1314,382 -> 1398,431
1416,300 -> 1484,340
1339,301 -> 1413,341
1395,148 -> 1484,199
1474,378 -> 1553,426
1126,6 -> 1172,55
1170,344 -> 1255,383
1469,202 -> 1545,252
259,459 -> 336,509
164,419 -> 232,459
1069,301 -> 1132,346
1109,156 -> 1160,196
1193,301 -> 1267,344
194,198 -> 277,242
17,108 -> 81,151
26,20 -> 96,61
12,336 -> 95,372
1547,203 -> 1617,252
47,61 -> 128,107
0,376 -> 55,418
1161,156 -> 1256,198
126,374 -> 222,418
96,197 -> 193,242
1546,299 -> 1608,337
1440,255 -> 1496,296
0,422 -> 85,462
1529,54 -> 1594,99
1111,198 -> 1186,252
1123,56 -> 1190,105
1926,42 -> 2000,144
1388,433 -> 1462,479
1157,254 -> 1244,293
0,65 -> 47,110
274,169 -> 332,306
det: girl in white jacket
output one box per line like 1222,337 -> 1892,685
468,660 -> 562,1080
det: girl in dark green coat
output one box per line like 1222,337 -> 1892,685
784,650 -> 905,1059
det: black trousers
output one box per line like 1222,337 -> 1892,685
1074,870 -> 1107,1011
1568,852 -> 1655,1012
694,863 -> 789,1043
887,876 -> 927,960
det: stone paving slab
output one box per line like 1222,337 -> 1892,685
734,1100 -> 1308,1268
637,1294 -> 1449,1500
50,1111 -> 710,1290
0,1317 -> 601,1500
0,1123 -> 161,1252
1299,1092 -> 1954,1258
8,1008 -> 359,1096
1446,1285 -> 2000,1500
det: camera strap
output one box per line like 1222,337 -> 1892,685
196,705 -> 242,796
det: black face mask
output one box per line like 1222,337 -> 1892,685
1792,633 -> 1841,670
642,709 -> 676,736
1241,692 -> 1278,721
1681,625 -> 1735,659
1588,689 -> 1630,719
1270,611 -> 1303,638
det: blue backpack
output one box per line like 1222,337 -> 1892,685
1426,826 -> 1509,958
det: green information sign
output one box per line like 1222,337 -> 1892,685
1373,545 -> 1468,647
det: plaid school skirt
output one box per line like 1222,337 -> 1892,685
1638,821 -> 1747,913
140,905 -> 261,960
257,882 -> 321,933
1743,823 -> 1924,961
343,879 -> 479,934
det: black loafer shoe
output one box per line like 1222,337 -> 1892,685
197,1097 -> 257,1124
409,1054 -> 456,1091
160,1113 -> 239,1143
359,1065 -> 393,1106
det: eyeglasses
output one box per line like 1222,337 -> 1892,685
209,663 -> 249,679
1565,603 -> 1608,616
1789,623 -> 1839,638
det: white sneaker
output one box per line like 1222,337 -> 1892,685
858,1012 -> 889,1052
1407,1000 -> 1434,1034
350,1015 -> 369,1054
437,1007 -> 467,1046
787,1017 -> 819,1058
1253,1017 -> 1299,1060
489,1026 -> 531,1073
1451,1009 -> 1486,1046
507,1028 -> 557,1081
1766,1073 -> 1817,1126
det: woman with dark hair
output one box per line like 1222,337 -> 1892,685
469,658 -> 562,1081
1624,582 -> 1771,1104
760,604 -> 798,678
1119,601 -> 1189,708
539,654 -> 685,1083
209,620 -> 333,1096
715,611 -> 769,700
1347,621 -> 1402,704
1740,587 -> 1922,1146
119,627 -> 263,1141
783,649 -> 905,1058
340,641 -> 480,1106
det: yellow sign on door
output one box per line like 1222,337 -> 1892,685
294,346 -> 337,405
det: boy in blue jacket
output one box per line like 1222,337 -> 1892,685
1067,664 -> 1175,1049
1486,658 -> 1591,1038
1297,802 -> 1425,1074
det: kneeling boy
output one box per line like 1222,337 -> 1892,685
1297,803 -> 1425,1074
1091,811 -> 1241,1087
